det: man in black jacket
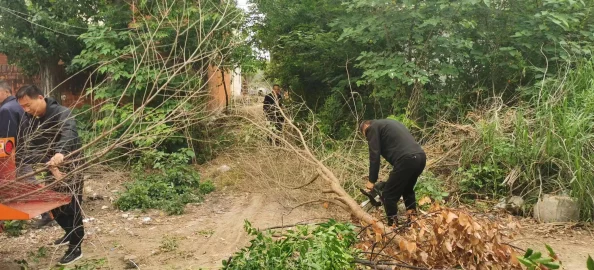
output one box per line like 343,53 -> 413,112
17,85 -> 84,265
360,119 -> 426,226
0,81 -> 55,228
263,84 -> 284,132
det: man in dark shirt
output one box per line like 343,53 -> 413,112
17,85 -> 84,265
0,81 -> 55,228
360,119 -> 426,226
263,84 -> 284,132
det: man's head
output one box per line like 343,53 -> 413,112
16,85 -> 46,117
359,120 -> 372,138
0,81 -> 12,104
273,84 -> 280,94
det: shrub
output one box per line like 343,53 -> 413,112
455,60 -> 594,220
223,220 -> 358,270
2,220 -> 25,237
115,149 -> 214,215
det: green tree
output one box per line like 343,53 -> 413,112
69,0 -> 248,158
251,0 -> 594,131
0,0 -> 108,96
250,0 -> 386,138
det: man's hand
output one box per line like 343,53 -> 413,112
366,181 -> 375,191
47,153 -> 65,166
49,167 -> 64,181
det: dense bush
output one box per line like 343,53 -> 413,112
456,60 -> 594,219
115,150 -> 215,215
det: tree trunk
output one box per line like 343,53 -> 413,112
39,58 -> 61,102
221,69 -> 229,109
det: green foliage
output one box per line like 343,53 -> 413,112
0,0 -> 100,75
456,164 -> 506,197
2,220 -> 25,237
55,258 -> 107,270
115,150 -> 214,215
28,247 -> 48,264
253,0 -> 594,137
223,220 -> 358,270
69,0 -> 249,161
457,59 -> 594,219
160,235 -> 179,252
517,245 -> 561,270
415,173 -> 449,203
587,255 -> 594,270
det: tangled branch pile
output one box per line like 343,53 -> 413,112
358,203 -> 522,269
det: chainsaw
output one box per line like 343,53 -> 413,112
359,181 -> 386,212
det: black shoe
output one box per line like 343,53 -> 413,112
34,213 -> 55,229
58,246 -> 83,265
52,234 -> 70,247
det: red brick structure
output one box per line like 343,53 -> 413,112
0,54 -> 87,108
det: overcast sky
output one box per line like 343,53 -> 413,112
237,0 -> 249,11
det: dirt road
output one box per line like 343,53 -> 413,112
0,191 -> 330,270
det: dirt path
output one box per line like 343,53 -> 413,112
514,224 -> 594,270
0,191 -> 330,270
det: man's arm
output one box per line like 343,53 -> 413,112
54,109 -> 80,155
0,108 -> 19,139
263,94 -> 273,112
367,124 -> 381,183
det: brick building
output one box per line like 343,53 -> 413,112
0,54 -> 88,108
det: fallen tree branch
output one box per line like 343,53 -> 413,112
290,173 -> 320,189
262,221 -> 326,231
285,199 -> 346,216
354,258 -> 431,270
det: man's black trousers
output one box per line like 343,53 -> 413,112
382,153 -> 426,226
51,191 -> 85,248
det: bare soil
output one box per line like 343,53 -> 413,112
2,172 -> 593,270
0,184 -> 335,270
1,135 -> 593,269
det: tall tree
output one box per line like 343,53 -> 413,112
0,0 -> 105,97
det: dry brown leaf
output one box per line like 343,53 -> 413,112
458,213 -> 470,226
374,232 -> 382,243
509,251 -> 520,266
418,196 -> 432,206
446,212 -> 459,223
420,251 -> 429,263
407,241 -> 418,254
444,241 -> 453,252
399,239 -> 408,252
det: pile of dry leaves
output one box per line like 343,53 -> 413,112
357,203 -> 523,269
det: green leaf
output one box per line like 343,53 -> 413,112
545,244 -> 556,259
529,251 -> 543,261
524,248 -> 534,258
541,261 -> 560,269
518,256 -> 536,267
587,255 -> 594,270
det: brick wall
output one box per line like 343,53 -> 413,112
0,54 -> 40,96
0,54 -> 88,108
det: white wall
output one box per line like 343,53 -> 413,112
230,67 -> 242,98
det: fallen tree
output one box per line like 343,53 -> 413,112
229,101 -> 535,269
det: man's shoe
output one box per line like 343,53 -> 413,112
58,246 -> 83,265
34,213 -> 55,229
51,234 -> 70,247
